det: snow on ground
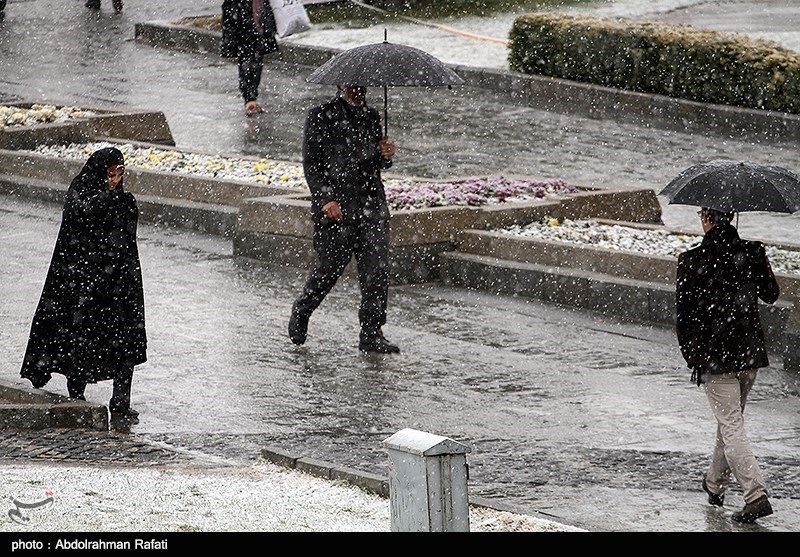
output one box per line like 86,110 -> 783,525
0,462 -> 584,532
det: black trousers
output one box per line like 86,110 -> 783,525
67,365 -> 134,412
293,218 -> 390,335
238,43 -> 265,103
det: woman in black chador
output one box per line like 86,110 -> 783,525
21,147 -> 147,425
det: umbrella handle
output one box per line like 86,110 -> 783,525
384,28 -> 388,136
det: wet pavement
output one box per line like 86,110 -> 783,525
1,0 -> 800,533
2,194 -> 800,532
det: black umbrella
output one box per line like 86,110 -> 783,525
659,159 -> 800,214
306,31 -> 465,136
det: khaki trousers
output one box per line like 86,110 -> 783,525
704,369 -> 768,504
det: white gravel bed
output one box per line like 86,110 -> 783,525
0,462 -> 583,533
0,104 -> 95,128
30,142 -> 309,190
503,218 -> 800,276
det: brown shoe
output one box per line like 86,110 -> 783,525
732,495 -> 773,524
245,101 -> 264,116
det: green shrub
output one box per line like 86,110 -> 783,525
508,12 -> 800,114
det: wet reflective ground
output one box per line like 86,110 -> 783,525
2,195 -> 799,532
2,0 -> 800,532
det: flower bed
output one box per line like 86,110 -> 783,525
1,104 -> 95,128
502,217 -> 800,275
384,176 -> 579,210
28,143 -> 582,210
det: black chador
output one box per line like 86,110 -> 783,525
21,147 -> 147,418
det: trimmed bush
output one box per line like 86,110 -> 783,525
508,12 -> 800,114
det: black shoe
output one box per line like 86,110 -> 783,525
288,304 -> 309,345
702,477 -> 724,507
110,407 -> 140,425
732,495 -> 773,524
29,378 -> 48,389
359,334 -> 400,354
112,0 -> 123,11
85,0 -> 100,9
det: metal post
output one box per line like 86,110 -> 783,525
383,428 -> 471,532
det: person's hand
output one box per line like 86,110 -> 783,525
379,136 -> 396,159
322,200 -> 343,222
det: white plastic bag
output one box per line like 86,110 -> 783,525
269,0 -> 312,38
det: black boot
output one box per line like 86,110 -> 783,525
288,302 -> 309,345
67,378 -> 87,401
109,366 -> 139,425
359,329 -> 400,354
85,0 -> 101,9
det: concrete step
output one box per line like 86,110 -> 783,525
0,173 -> 239,237
439,250 -> 793,356
0,380 -> 108,431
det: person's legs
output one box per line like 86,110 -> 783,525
109,365 -> 134,414
704,371 -> 768,503
355,219 -> 398,353
289,224 -> 355,344
355,219 -> 389,335
67,377 -> 87,401
238,44 -> 265,115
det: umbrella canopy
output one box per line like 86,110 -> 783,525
307,34 -> 464,135
306,41 -> 465,88
659,159 -> 800,214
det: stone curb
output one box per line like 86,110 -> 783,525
0,380 -> 108,431
134,18 -> 800,144
0,101 -> 175,149
258,446 -> 584,530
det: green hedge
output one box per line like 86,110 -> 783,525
508,12 -> 800,114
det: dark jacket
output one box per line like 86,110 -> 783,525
302,96 -> 392,225
676,223 -> 779,383
221,0 -> 278,58
20,148 -> 147,388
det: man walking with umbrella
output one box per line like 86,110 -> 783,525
675,206 -> 780,524
288,84 -> 400,354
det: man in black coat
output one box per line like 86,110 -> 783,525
21,147 -> 147,427
676,207 -> 780,524
221,0 -> 278,116
289,85 -> 400,354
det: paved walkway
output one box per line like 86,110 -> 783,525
2,194 -> 799,533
